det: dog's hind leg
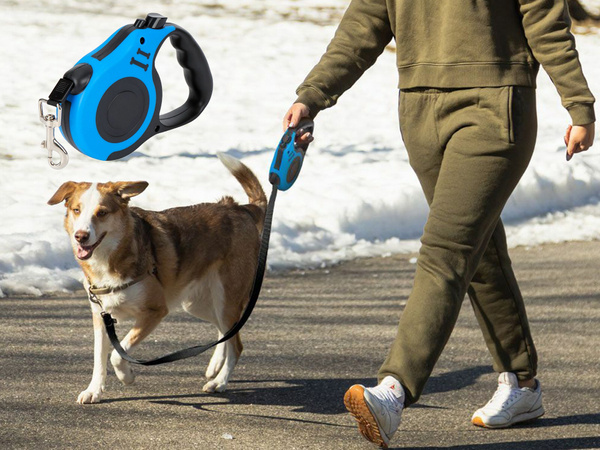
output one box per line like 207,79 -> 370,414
205,332 -> 226,380
110,302 -> 168,385
202,332 -> 243,393
202,280 -> 245,393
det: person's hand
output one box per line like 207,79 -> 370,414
283,103 -> 314,145
564,123 -> 595,161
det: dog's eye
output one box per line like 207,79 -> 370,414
97,210 -> 108,218
72,208 -> 80,215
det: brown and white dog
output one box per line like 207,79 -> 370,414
48,154 -> 266,404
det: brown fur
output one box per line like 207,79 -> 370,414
48,156 -> 266,403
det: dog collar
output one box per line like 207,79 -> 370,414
88,267 -> 157,298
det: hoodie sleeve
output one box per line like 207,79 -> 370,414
518,0 -> 595,125
295,0 -> 393,118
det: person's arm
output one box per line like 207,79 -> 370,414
518,0 -> 595,125
517,0 -> 595,157
293,0 -> 393,120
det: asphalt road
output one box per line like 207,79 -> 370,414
1,241 -> 599,449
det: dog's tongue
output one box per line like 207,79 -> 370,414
77,245 -> 93,260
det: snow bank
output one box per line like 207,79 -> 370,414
1,1 -> 599,295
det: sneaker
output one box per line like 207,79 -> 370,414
471,372 -> 544,428
344,376 -> 405,448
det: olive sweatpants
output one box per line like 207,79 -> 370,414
379,87 -> 539,407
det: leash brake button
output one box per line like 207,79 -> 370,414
145,13 -> 168,29
47,78 -> 74,106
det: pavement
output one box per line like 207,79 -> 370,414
1,241 -> 599,449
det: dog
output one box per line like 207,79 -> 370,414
48,154 -> 266,404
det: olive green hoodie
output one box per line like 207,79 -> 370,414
295,0 -> 595,125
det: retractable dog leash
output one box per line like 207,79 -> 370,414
98,120 -> 315,365
39,13 -> 212,169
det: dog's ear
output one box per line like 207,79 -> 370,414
111,181 -> 149,201
48,181 -> 78,205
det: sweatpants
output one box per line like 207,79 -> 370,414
379,86 -> 539,407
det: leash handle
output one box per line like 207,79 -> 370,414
158,24 -> 213,131
294,118 -> 315,153
269,119 -> 314,191
102,187 -> 277,366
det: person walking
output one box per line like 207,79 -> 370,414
282,0 -> 595,447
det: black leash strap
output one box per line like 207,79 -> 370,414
101,186 -> 278,366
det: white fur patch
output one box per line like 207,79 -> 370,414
180,265 -> 225,325
73,183 -> 101,243
217,152 -> 243,175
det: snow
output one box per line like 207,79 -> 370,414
1,0 -> 599,296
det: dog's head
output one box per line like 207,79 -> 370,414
48,181 -> 148,261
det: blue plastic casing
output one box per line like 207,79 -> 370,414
58,14 -> 213,161
269,120 -> 314,191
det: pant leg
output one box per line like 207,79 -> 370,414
468,219 -> 537,380
379,87 -> 537,406
393,88 -> 538,382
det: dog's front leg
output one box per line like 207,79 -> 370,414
77,312 -> 110,404
110,305 -> 167,385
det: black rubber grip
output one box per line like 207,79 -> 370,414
294,118 -> 315,153
159,25 -> 213,130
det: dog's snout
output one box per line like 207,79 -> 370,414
74,230 -> 90,244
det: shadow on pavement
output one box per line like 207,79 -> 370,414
399,435 -> 600,450
102,365 -> 492,415
422,365 -> 493,394
527,413 -> 600,427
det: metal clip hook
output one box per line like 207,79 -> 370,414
39,99 -> 69,169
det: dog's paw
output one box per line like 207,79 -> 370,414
77,390 -> 102,404
114,364 -> 135,385
203,379 -> 228,393
111,352 -> 135,385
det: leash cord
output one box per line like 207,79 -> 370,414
101,186 -> 278,366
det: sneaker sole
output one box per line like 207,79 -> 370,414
472,405 -> 545,429
344,385 -> 388,448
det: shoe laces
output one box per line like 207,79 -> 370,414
487,384 -> 524,409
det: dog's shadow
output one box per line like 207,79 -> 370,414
101,365 -> 492,416
103,377 -> 373,416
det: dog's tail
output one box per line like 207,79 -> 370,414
217,152 -> 268,219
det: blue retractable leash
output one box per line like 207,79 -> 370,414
39,13 -> 212,169
102,120 -> 315,365
269,119 -> 314,191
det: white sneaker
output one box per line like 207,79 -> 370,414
472,372 -> 544,428
344,376 -> 405,448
